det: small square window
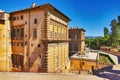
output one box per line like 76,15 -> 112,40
25,35 -> 27,37
34,19 -> 37,24
31,44 -> 33,47
25,21 -> 27,24
39,55 -> 41,58
25,41 -> 27,45
37,44 -> 40,47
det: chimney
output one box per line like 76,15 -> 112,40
31,2 -> 36,8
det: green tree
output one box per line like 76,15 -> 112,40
104,27 -> 109,38
102,27 -> 110,45
110,19 -> 120,47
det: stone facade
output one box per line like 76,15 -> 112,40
69,27 -> 85,54
0,11 -> 12,71
10,3 -> 70,72
71,59 -> 98,73
70,52 -> 99,73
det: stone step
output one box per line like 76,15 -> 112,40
113,64 -> 120,70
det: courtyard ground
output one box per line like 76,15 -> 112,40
0,72 -> 108,80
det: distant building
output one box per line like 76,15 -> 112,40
100,46 -> 110,51
69,27 -> 85,55
10,3 -> 70,72
0,11 -> 12,71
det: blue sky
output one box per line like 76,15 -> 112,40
1,0 -> 120,36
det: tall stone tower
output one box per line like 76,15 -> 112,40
0,11 -> 12,71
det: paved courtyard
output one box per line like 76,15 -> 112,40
96,64 -> 120,80
0,72 -> 108,80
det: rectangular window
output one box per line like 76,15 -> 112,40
33,29 -> 37,38
13,17 -> 16,21
20,15 -> 23,20
34,19 -> 37,24
20,55 -> 24,68
11,54 -> 16,67
21,15 -> 23,20
25,21 -> 27,24
16,55 -> 20,68
25,41 -> 27,45
17,28 -> 20,37
20,28 -> 24,37
39,55 -> 41,58
12,29 -> 15,38
25,35 -> 27,37
31,43 -> 33,47
11,54 -> 24,68
37,44 -> 40,47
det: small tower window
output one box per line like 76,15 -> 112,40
34,19 -> 37,24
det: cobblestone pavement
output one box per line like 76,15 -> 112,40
0,72 -> 108,80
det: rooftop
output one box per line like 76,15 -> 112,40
69,27 -> 85,32
71,52 -> 98,61
10,3 -> 71,21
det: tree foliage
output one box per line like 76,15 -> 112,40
104,27 -> 109,38
86,16 -> 120,50
110,19 -> 120,47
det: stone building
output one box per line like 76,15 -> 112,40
70,52 -> 99,74
10,3 -> 70,72
69,27 -> 85,55
0,11 -> 12,71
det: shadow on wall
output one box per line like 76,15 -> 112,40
28,20 -> 45,72
29,44 -> 44,72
